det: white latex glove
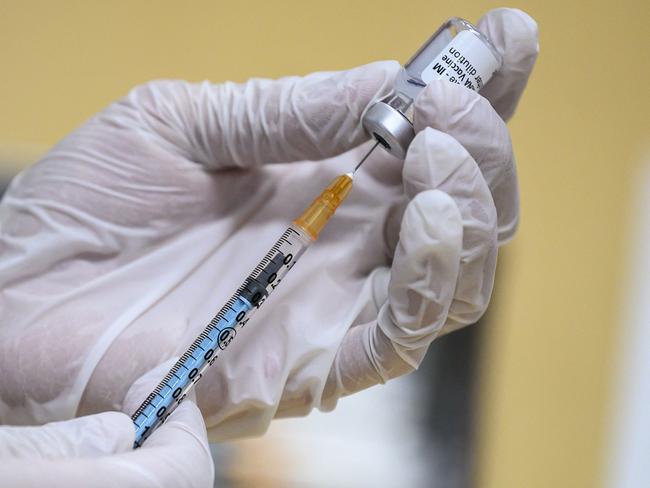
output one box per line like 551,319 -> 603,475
0,8 -> 538,440
0,360 -> 214,488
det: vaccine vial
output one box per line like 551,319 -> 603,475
362,17 -> 502,159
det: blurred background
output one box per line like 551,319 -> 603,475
1,1 -> 649,487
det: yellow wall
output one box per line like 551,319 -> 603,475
1,1 -> 648,486
476,3 -> 648,487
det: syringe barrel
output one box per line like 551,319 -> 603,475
132,171 -> 355,447
131,224 -> 312,447
362,17 -> 502,160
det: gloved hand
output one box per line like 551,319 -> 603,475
0,8 -> 538,440
0,360 -> 214,488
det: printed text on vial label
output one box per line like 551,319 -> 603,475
430,47 -> 485,91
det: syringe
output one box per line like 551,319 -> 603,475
131,166 -> 359,447
132,15 -> 501,447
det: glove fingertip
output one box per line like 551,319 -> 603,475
477,8 -> 540,120
479,8 -> 540,57
164,400 -> 204,430
402,128 -> 474,198
103,411 -> 138,452
396,189 -> 464,277
400,190 -> 464,264
71,411 -> 135,457
148,400 -> 209,448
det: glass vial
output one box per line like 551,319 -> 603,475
362,17 -> 502,159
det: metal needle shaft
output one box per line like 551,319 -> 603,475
353,141 -> 380,174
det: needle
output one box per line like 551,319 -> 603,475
353,141 -> 380,174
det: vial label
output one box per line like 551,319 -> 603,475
420,30 -> 499,91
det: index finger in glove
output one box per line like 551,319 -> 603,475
118,365 -> 214,487
381,128 -> 498,361
112,61 -> 399,169
107,401 -> 214,488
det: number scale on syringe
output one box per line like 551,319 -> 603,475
131,225 -> 311,447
